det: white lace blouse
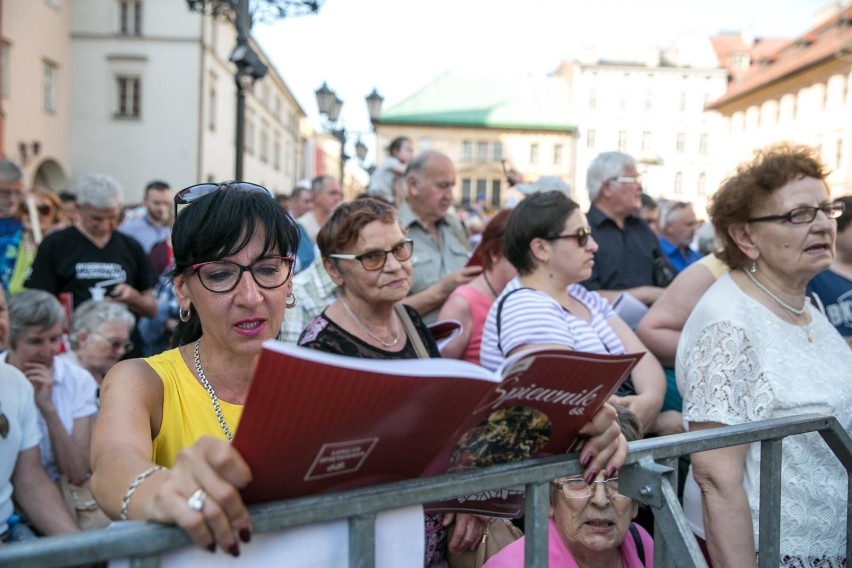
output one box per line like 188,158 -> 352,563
676,273 -> 852,566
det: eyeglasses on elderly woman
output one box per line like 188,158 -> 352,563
173,182 -> 272,217
552,476 -> 629,500
328,239 -> 414,271
747,201 -> 845,224
191,256 -> 295,293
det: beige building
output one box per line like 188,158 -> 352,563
1,0 -> 71,190
707,4 -> 852,197
376,75 -> 576,209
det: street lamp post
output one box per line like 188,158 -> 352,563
186,0 -> 322,179
314,82 -> 384,183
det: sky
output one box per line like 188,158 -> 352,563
254,0 -> 835,161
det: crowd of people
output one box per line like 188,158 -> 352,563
0,139 -> 850,568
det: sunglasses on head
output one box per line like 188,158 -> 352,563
173,182 -> 273,217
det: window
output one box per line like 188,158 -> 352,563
259,124 -> 269,163
697,172 -> 706,196
119,0 -> 142,36
586,129 -> 596,148
679,93 -> 686,112
273,135 -> 281,170
43,61 -> 57,112
676,132 -> 685,153
461,179 -> 472,204
116,76 -> 140,118
476,141 -> 488,162
491,180 -> 502,207
529,143 -> 539,165
620,92 -> 628,112
699,134 -> 708,155
644,92 -> 652,111
1,43 -> 9,97
642,131 -> 651,151
553,144 -> 563,165
674,172 -> 683,194
208,74 -> 216,131
475,179 -> 487,201
461,140 -> 473,162
618,130 -> 627,151
836,138 -> 844,170
588,90 -> 597,109
492,141 -> 503,162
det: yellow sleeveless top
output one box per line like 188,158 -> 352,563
148,347 -> 243,468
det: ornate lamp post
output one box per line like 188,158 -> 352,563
314,83 -> 384,182
186,0 -> 322,179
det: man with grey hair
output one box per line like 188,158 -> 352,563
399,150 -> 482,323
582,151 -> 671,306
0,159 -> 27,293
25,174 -> 157,358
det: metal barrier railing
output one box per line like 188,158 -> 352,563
1,413 -> 849,568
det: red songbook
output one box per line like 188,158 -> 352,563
233,341 -> 642,516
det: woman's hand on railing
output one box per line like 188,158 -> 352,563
577,403 -> 627,482
147,437 -> 253,556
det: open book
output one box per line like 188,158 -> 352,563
232,341 -> 642,516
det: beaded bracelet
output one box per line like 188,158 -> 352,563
119,465 -> 167,521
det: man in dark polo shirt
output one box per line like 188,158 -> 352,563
581,151 -> 672,306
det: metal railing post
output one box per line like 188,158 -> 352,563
758,438 -> 783,568
348,513 -> 376,568
524,481 -> 550,567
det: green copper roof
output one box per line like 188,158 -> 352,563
380,73 -> 574,132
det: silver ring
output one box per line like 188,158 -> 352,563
187,488 -> 207,512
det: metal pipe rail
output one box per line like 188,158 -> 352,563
1,413 -> 849,568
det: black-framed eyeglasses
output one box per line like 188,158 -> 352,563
547,226 -> 592,247
328,239 -> 414,271
746,201 -> 845,224
191,256 -> 295,293
552,477 -> 628,500
174,182 -> 272,218
90,333 -> 135,352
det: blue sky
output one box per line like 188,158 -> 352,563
255,0 -> 834,158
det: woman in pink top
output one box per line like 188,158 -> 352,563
438,209 -> 515,363
484,408 -> 653,567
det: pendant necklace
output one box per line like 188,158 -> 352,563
743,270 -> 812,342
339,297 -> 400,348
194,339 -> 234,441
482,273 -> 498,298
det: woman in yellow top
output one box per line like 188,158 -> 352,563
90,183 -> 299,556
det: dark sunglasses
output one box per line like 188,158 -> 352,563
174,182 -> 272,217
36,204 -> 53,216
548,225 -> 592,247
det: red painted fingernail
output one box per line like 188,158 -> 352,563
228,543 -> 241,557
206,544 -> 216,553
239,528 -> 252,543
607,466 -> 618,478
585,470 -> 598,485
581,453 -> 593,467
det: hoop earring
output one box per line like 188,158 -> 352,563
179,306 -> 192,322
750,261 -> 757,274
286,294 -> 297,309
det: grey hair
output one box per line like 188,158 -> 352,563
68,300 -> 136,350
75,174 -> 122,208
310,175 -> 334,195
586,151 -> 637,202
0,159 -> 24,185
404,150 -> 447,182
658,201 -> 693,232
8,290 -> 67,347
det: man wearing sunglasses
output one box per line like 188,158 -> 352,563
583,151 -> 673,306
25,175 -> 157,359
0,160 -> 27,294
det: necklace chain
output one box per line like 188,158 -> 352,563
482,273 -> 498,298
193,340 -> 233,441
744,269 -> 806,316
339,297 -> 400,348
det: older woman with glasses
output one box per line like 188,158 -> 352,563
2,290 -> 98,487
91,182 -> 299,556
59,299 -> 136,386
480,191 -> 666,437
483,407 -> 652,567
677,143 -> 852,567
